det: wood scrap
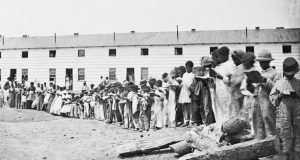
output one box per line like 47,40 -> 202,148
221,118 -> 250,135
179,136 -> 280,160
169,140 -> 193,156
224,129 -> 254,144
116,135 -> 184,157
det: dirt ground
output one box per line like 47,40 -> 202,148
0,107 -> 188,160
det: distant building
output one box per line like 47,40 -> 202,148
0,28 -> 299,91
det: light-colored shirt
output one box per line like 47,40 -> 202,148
178,72 -> 194,103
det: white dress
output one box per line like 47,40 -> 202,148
214,60 -> 235,124
50,92 -> 63,115
60,95 -> 72,114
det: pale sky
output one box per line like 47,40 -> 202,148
0,0 -> 299,37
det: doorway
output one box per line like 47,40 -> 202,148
65,68 -> 73,90
10,69 -> 17,79
126,68 -> 135,83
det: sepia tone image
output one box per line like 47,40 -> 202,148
0,0 -> 300,159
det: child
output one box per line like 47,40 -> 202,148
270,57 -> 300,159
152,80 -> 165,130
82,91 -> 91,119
21,89 -> 27,109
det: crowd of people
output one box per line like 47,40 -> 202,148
1,46 -> 299,159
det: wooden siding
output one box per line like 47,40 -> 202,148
0,43 -> 299,91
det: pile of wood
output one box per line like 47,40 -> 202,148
116,119 -> 280,160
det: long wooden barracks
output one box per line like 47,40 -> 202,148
0,28 -> 299,91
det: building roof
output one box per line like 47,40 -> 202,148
0,28 -> 299,50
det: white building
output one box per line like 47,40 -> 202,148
0,28 -> 299,91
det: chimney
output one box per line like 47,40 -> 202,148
255,26 -> 260,30
191,29 -> 196,32
22,35 -> 29,38
130,31 -> 135,34
276,27 -> 284,29
74,32 -> 79,36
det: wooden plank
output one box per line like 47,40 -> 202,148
116,135 -> 184,157
179,136 -> 280,160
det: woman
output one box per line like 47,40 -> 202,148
50,86 -> 63,115
46,84 -> 56,113
60,91 -> 72,116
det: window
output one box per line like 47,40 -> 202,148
210,47 -> 218,54
22,51 -> 28,58
78,68 -> 85,81
175,47 -> 182,55
0,69 -> 1,81
246,46 -> 254,53
78,50 -> 85,57
109,49 -> 116,56
141,48 -> 149,56
109,68 -> 116,80
282,45 -> 291,54
49,69 -> 56,81
49,50 -> 56,57
0,52 -> 1,58
141,67 -> 148,80
22,69 -> 28,81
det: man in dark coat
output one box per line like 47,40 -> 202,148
4,76 -> 16,108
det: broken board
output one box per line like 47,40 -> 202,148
116,135 -> 184,157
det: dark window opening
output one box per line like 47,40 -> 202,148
49,50 -> 56,57
246,46 -> 254,53
141,48 -> 149,56
175,47 -> 182,55
282,45 -> 291,53
78,68 -> 85,81
49,69 -> 56,82
0,52 -> 1,58
22,69 -> 28,81
22,51 -> 28,58
78,50 -> 85,57
109,68 -> 116,80
210,47 -> 218,54
109,49 -> 116,56
141,67 -> 148,80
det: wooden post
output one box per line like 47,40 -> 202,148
179,136 -> 280,160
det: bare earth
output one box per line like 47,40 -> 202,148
0,107 -> 187,160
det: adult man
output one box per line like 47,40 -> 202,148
4,76 -> 16,108
255,50 -> 281,136
270,57 -> 300,160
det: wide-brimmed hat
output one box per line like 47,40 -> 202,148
255,50 -> 274,62
200,56 -> 214,67
140,79 -> 147,86
283,57 -> 299,75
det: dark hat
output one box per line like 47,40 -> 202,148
108,88 -> 115,93
241,52 -> 256,64
255,50 -> 274,61
7,76 -> 14,81
140,79 -> 147,86
115,82 -> 122,88
283,57 -> 299,75
130,85 -> 139,93
148,78 -> 156,84
141,85 -> 151,93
